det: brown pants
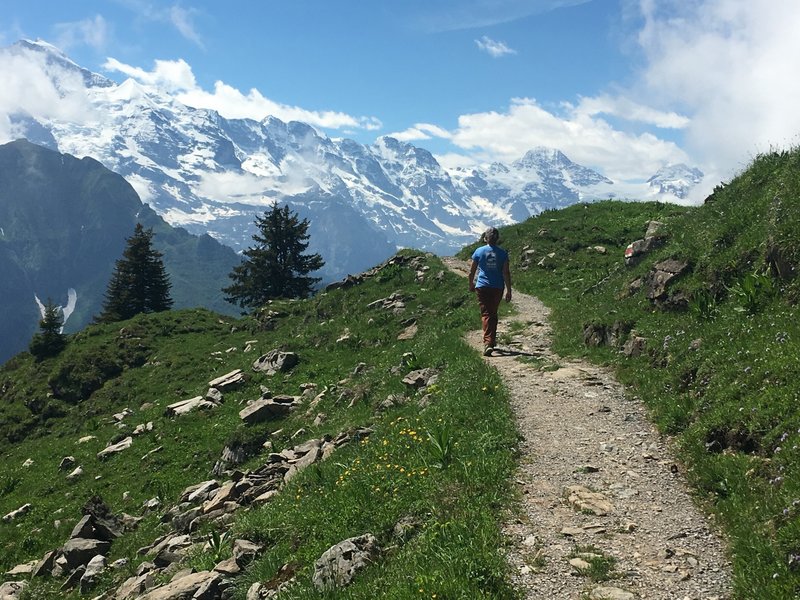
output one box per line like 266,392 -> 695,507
476,287 -> 503,347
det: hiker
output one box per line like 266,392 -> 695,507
468,226 -> 512,356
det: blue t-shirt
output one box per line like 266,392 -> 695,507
472,244 -> 508,289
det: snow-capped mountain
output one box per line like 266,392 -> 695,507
1,40 -> 703,280
647,164 -> 705,199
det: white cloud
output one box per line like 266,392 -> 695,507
631,0 -> 800,174
0,50 -> 96,143
53,15 -> 110,51
413,0 -> 593,32
102,57 -> 382,131
387,123 -> 452,142
575,94 -> 689,129
169,6 -> 204,48
446,98 -> 688,181
475,36 -> 517,58
103,57 -> 197,92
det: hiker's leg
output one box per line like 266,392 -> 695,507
477,287 -> 503,347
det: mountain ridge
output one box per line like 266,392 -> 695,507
2,39 -> 704,280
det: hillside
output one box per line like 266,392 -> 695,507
0,139 -> 241,364
0,252 -> 518,599
2,148 -> 799,599
459,148 -> 800,598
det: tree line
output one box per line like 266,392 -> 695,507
30,203 -> 323,360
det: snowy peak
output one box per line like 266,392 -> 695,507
0,38 -> 706,281
13,39 -> 115,89
647,164 -> 704,199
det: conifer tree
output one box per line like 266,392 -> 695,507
223,203 -> 324,310
29,299 -> 67,360
98,223 -> 173,322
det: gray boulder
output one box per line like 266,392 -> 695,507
136,570 -> 222,600
239,396 -> 299,424
61,537 -> 111,571
252,350 -> 298,375
312,533 -> 381,590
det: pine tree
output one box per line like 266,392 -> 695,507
29,299 -> 66,360
98,223 -> 173,322
223,203 -> 324,310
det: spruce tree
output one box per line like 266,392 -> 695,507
98,223 -> 173,322
29,299 -> 67,360
223,203 -> 324,310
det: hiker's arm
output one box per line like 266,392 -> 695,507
468,260 -> 478,292
503,260 -> 512,302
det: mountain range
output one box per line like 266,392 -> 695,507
0,139 -> 240,364
3,39 -> 704,283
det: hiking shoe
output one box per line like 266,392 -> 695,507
483,346 -> 493,356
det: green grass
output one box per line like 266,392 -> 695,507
0,251 -> 520,599
458,148 -> 800,599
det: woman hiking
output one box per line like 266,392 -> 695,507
468,226 -> 512,356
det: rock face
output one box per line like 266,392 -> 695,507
312,534 -> 381,590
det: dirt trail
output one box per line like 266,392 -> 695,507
443,257 -> 731,600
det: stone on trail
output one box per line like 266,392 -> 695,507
566,485 -> 614,516
590,586 -> 636,600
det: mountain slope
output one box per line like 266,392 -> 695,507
460,147 -> 800,599
0,139 -> 240,363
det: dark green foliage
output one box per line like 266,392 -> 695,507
223,203 -> 324,310
98,223 -> 173,322
28,299 -> 66,360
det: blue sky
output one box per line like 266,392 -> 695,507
3,0 -> 800,194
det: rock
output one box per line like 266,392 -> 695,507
202,481 -> 240,514
59,456 -> 76,470
590,586 -> 636,600
22,458 -> 33,467
80,554 -> 106,593
397,322 -> 418,340
232,539 -> 263,567
208,369 -> 246,391
239,396 -> 299,424
97,437 -> 133,459
645,220 -> 665,238
402,368 -> 438,390
61,538 -> 111,571
214,557 -> 240,576
591,245 -> 607,254
114,573 -> 155,600
32,550 -> 56,578
566,485 -> 614,516
312,533 -> 381,590
252,350 -> 298,375
570,557 -> 592,571
622,336 -> 647,358
561,527 -> 584,537
5,560 -> 38,577
0,581 -> 27,599
180,480 -> 220,503
165,396 -> 216,417
2,504 -> 32,522
646,259 -> 690,303
77,435 -> 97,444
136,570 -> 222,600
206,387 -> 224,404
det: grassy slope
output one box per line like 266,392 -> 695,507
459,149 -> 800,599
0,251 -> 519,599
